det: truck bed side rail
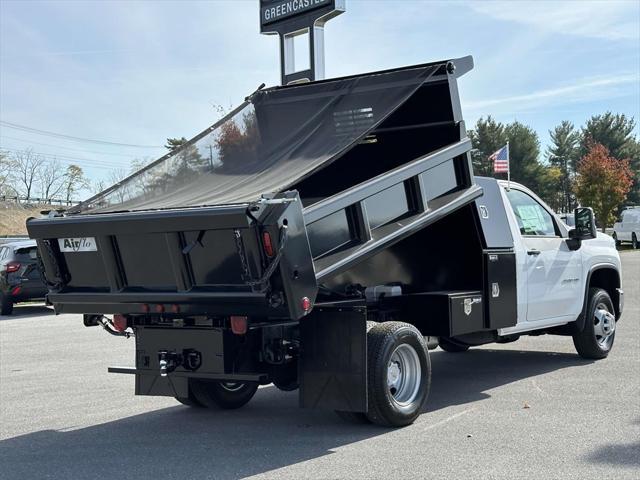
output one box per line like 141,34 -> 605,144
304,137 -> 482,281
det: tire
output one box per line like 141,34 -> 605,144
573,288 -> 616,360
612,233 -> 621,248
632,233 -> 638,249
0,295 -> 13,316
335,410 -> 370,424
365,322 -> 431,427
175,386 -> 205,407
438,337 -> 470,353
190,380 -> 258,409
334,321 -> 377,424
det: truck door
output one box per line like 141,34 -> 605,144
505,188 -> 583,322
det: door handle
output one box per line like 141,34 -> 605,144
527,249 -> 541,256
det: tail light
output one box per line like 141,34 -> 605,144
11,286 -> 22,296
301,297 -> 312,312
5,262 -> 20,273
230,315 -> 248,335
112,314 -> 128,332
262,231 -> 275,258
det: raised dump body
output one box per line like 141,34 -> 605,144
27,56 -> 518,424
28,56 -> 481,319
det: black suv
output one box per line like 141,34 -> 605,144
0,240 -> 48,315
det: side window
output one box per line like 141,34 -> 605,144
0,247 -> 6,260
506,189 -> 557,236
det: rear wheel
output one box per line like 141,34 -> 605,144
438,337 -> 469,353
573,288 -> 616,359
0,295 -> 13,316
365,322 -> 431,427
190,380 -> 258,409
175,387 -> 205,407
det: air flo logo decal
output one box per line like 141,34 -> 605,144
58,237 -> 98,253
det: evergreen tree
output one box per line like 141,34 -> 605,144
547,121 -> 580,211
468,116 -> 507,176
505,121 -> 543,191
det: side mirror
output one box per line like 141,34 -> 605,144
569,207 -> 597,240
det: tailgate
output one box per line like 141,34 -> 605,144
27,193 -> 316,319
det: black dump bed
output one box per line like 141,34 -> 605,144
27,56 -> 482,319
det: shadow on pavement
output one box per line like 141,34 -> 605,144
0,348 -> 594,479
585,439 -> 640,468
426,348 -> 593,412
0,304 -> 54,320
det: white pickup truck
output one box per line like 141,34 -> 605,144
467,178 -> 623,361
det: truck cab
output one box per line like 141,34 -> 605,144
495,180 -> 622,336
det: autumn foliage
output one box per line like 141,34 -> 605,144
574,143 -> 633,231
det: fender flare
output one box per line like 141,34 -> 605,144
575,264 -> 621,332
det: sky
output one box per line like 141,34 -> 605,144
1,0 -> 639,199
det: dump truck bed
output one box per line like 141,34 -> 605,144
28,56 -> 480,319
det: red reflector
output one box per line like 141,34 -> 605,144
230,316 -> 248,335
262,231 -> 274,258
155,304 -> 165,313
141,304 -> 150,313
6,262 -> 20,273
171,304 -> 180,313
112,314 -> 128,332
10,286 -> 22,296
301,297 -> 312,312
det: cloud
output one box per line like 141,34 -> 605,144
464,73 -> 640,112
468,0 -> 639,41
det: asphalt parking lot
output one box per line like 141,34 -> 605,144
1,252 -> 638,480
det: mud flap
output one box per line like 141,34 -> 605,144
299,306 -> 367,412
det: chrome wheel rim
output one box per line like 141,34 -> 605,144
387,344 -> 421,410
594,302 -> 615,349
220,382 -> 244,392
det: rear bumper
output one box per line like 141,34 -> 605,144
47,290 -> 283,316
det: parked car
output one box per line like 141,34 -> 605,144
613,207 -> 640,248
0,240 -> 48,315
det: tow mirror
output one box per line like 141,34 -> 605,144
569,207 -> 597,241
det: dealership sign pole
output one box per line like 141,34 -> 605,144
259,0 -> 346,85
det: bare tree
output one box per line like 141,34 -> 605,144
107,167 -> 129,203
11,149 -> 45,200
63,165 -> 89,204
0,151 -> 16,196
39,158 -> 66,202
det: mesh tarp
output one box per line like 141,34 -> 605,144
75,64 -> 438,213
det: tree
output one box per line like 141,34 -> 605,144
574,143 -> 633,231
63,165 -> 88,204
0,151 -> 16,196
547,121 -> 580,212
580,113 -> 639,206
39,158 -> 65,202
505,121 -> 544,192
580,113 -> 636,158
11,149 -> 45,200
468,116 -> 508,176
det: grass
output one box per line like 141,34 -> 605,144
0,204 -> 44,235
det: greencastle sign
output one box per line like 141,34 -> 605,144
261,0 -> 332,27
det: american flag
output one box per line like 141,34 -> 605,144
489,145 -> 509,173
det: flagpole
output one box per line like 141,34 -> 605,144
506,141 -> 511,191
